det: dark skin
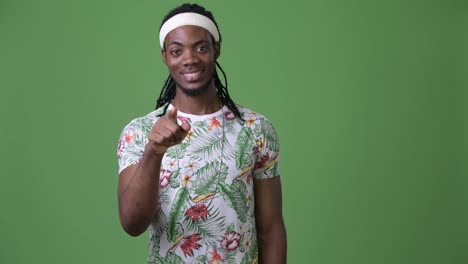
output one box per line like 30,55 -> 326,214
255,177 -> 287,263
118,25 -> 286,263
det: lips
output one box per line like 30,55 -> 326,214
181,70 -> 203,82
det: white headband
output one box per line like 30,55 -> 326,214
159,12 -> 220,49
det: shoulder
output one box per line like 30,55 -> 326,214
236,105 -> 277,129
235,105 -> 279,148
236,105 -> 272,123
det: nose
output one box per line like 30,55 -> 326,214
182,49 -> 200,66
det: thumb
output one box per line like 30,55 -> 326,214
180,122 -> 191,132
167,106 -> 178,122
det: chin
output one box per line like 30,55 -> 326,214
177,79 -> 213,96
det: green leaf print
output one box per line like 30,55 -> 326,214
189,127 -> 232,162
240,253 -> 250,264
192,161 -> 228,196
225,118 -> 236,134
146,255 -> 159,264
226,223 -> 235,233
219,182 -> 232,204
129,117 -> 153,136
164,252 -> 185,264
259,119 -> 279,152
133,137 -> 147,149
120,144 -> 144,168
169,168 -> 181,188
194,255 -> 207,264
169,180 -> 180,189
191,120 -> 206,129
219,181 -> 248,223
160,187 -> 170,204
266,159 -> 279,177
152,207 -> 167,238
239,240 -> 245,253
166,142 -> 188,159
183,206 -> 225,245
149,252 -> 184,264
167,187 -> 189,242
227,250 -> 237,264
251,238 -> 259,261
234,127 -> 254,170
148,225 -> 160,253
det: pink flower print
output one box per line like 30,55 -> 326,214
180,234 -> 202,257
224,110 -> 235,120
177,115 -> 191,124
124,133 -> 134,143
159,169 -> 173,188
208,117 -> 221,131
117,140 -> 124,156
254,153 -> 270,170
208,246 -> 224,264
221,231 -> 241,251
185,204 -> 209,221
253,145 -> 260,155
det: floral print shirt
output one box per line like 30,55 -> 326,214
117,104 -> 280,264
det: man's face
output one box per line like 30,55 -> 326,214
162,25 -> 220,96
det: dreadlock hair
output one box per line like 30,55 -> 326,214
155,3 -> 243,120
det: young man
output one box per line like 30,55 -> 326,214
117,3 -> 286,263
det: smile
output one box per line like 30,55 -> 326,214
181,70 -> 203,82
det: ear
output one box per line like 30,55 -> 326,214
214,42 -> 221,59
161,49 -> 168,66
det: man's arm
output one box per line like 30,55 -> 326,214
118,107 -> 190,236
118,148 -> 163,236
254,176 -> 287,264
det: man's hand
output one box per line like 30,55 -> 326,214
148,107 -> 191,155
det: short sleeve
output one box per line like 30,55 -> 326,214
252,117 -> 280,180
116,117 -> 154,174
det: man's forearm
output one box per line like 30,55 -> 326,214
258,221 -> 287,264
118,146 -> 163,236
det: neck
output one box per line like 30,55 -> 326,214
173,85 -> 221,115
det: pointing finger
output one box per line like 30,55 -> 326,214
167,106 -> 178,122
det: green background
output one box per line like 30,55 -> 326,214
1,0 -> 467,263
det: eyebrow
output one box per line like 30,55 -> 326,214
167,39 -> 210,47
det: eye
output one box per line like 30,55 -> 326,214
196,46 -> 209,53
170,49 -> 181,56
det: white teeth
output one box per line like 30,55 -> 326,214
183,71 -> 200,77
183,71 -> 201,81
